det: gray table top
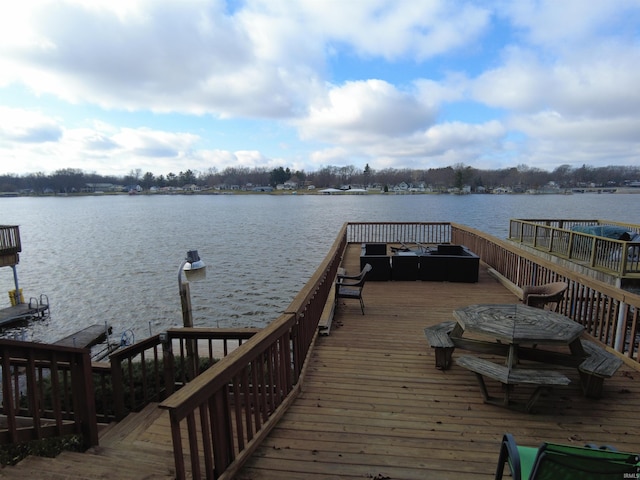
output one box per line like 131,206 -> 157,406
453,303 -> 584,345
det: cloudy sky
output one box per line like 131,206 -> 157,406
1,0 -> 639,177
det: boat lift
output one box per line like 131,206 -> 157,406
0,225 -> 50,328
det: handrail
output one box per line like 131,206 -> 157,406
509,219 -> 640,277
154,220 -> 627,479
6,221 -> 638,477
159,224 -> 348,479
452,223 -> 640,361
346,221 -> 451,244
105,328 -> 260,421
0,339 -> 97,448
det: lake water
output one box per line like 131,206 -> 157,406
1,193 -> 639,345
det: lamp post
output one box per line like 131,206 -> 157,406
178,250 -> 206,379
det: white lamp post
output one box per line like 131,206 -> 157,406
178,250 -> 206,378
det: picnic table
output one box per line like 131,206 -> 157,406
452,303 -> 586,369
423,303 -> 623,412
449,304 -> 586,411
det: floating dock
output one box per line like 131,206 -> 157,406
53,324 -> 112,349
0,299 -> 50,328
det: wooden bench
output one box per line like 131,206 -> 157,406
424,321 -> 456,370
318,268 -> 345,336
456,354 -> 571,412
578,340 -> 623,398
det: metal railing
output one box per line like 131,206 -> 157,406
509,219 -> 640,277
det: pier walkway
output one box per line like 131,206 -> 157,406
3,246 -> 640,479
235,246 -> 640,479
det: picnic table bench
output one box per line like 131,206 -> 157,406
456,354 -> 571,412
423,321 -> 456,369
578,340 -> 623,398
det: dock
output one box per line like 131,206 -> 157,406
53,324 -> 112,349
3,219 -> 640,480
0,300 -> 50,328
5,252 -> 640,479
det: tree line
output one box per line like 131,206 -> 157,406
2,163 -> 640,194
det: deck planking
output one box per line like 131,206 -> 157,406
236,244 -> 640,479
3,243 -> 640,479
53,324 -> 112,349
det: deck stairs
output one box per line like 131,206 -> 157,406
1,403 -> 176,479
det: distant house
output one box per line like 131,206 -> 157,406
85,182 -> 119,193
183,184 -> 200,192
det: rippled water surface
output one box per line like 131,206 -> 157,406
1,193 -> 639,343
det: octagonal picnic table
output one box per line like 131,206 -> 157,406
451,303 -> 586,370
449,304 -> 587,411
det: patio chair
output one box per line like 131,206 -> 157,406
495,433 -> 640,480
522,281 -> 568,312
336,263 -> 372,315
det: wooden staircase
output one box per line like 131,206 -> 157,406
1,403 -> 176,479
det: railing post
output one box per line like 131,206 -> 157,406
72,350 -> 99,448
110,356 -> 126,421
590,237 -> 598,267
212,387 -> 234,476
161,333 -> 175,396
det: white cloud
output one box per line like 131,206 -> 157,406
0,107 -> 63,143
299,80 -> 437,144
1,0 -> 640,176
502,0 -> 639,49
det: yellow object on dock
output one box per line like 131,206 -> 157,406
8,288 -> 24,306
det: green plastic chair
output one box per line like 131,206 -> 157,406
495,433 -> 640,480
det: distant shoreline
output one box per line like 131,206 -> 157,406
2,187 -> 640,198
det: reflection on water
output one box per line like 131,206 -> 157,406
1,193 -> 639,344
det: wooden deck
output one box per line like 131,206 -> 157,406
2,403 -> 176,479
235,245 -> 640,479
4,243 -> 640,479
0,302 -> 49,328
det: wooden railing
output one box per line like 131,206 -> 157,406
347,221 -> 451,244
0,329 -> 259,447
0,225 -> 21,267
158,224 -> 348,480
94,328 -> 259,422
509,219 -> 640,277
0,225 -> 21,254
4,221 -> 639,476
0,339 -> 98,448
453,223 -> 640,362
